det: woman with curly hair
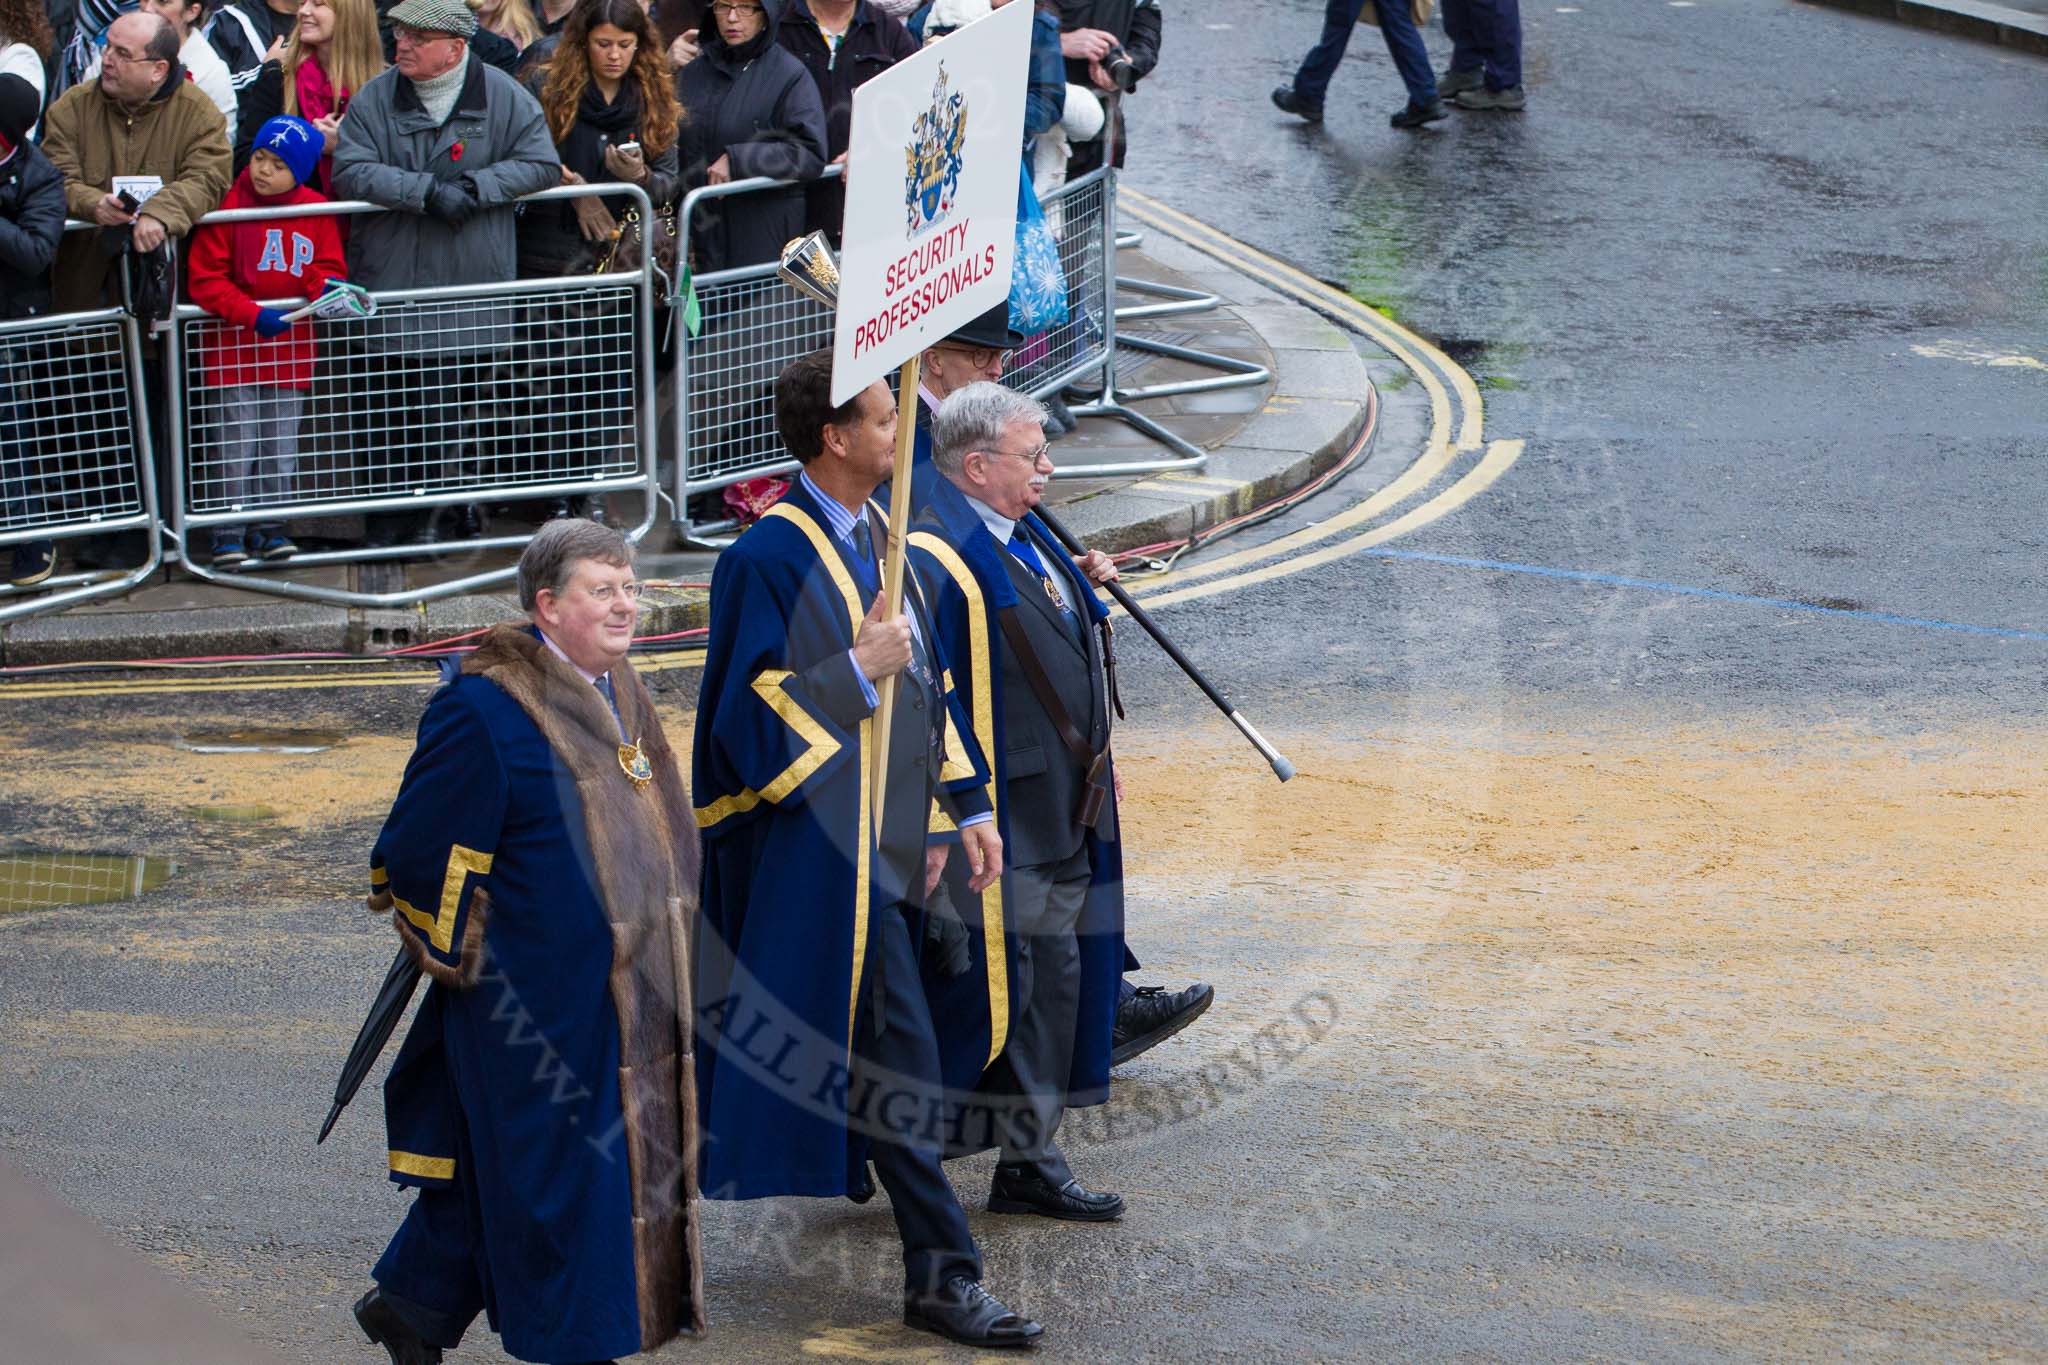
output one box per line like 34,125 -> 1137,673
517,0 -> 680,277
0,0 -> 54,137
232,0 -> 386,187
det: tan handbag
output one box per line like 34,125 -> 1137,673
1357,0 -> 1436,27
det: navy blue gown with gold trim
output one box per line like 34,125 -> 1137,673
368,672 -> 639,1363
690,479 -> 999,1199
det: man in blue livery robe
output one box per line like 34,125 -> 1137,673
691,349 -> 1042,1349
908,309 -> 1216,1067
907,382 -> 1129,1221
353,519 -> 704,1365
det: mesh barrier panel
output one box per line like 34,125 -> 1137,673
0,316 -> 145,538
683,272 -> 835,487
1003,174 -> 1109,399
181,283 -> 643,516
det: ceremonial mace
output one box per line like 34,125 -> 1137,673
777,233 -> 1295,790
780,233 -> 921,828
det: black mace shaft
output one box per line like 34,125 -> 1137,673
1035,507 -> 1295,782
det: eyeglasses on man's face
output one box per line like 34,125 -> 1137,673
939,344 -> 1012,371
979,442 -> 1051,468
573,581 -> 645,605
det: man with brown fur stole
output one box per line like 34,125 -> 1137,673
354,518 -> 704,1365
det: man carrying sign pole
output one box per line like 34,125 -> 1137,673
691,5 -> 1044,1346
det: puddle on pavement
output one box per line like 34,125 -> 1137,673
188,805 -> 281,824
178,728 -> 347,755
0,852 -> 178,913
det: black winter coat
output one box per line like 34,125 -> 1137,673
1056,0 -> 1158,173
777,0 -> 915,243
0,142 -> 70,319
674,0 -> 827,274
515,69 -> 683,276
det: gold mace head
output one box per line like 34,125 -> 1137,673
778,231 -> 841,309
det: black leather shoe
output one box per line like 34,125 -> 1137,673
353,1288 -> 443,1365
1271,84 -> 1324,123
988,1167 -> 1124,1222
1111,981 -> 1214,1066
904,1276 -> 1043,1348
846,1161 -> 875,1204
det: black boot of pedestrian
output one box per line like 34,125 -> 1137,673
1271,84 -> 1324,124
352,1288 -> 444,1365
1391,98 -> 1448,129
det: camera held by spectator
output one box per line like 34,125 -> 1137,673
1100,39 -> 1138,94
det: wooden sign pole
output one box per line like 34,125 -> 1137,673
868,352 -> 923,834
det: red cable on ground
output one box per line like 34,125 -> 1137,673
1109,379 -> 1379,570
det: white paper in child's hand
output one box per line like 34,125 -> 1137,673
284,281 -> 378,323
110,175 -> 164,204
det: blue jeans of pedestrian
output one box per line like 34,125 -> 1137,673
1293,0 -> 1439,109
1441,0 -> 1523,90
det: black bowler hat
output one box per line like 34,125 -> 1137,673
0,74 -> 38,146
943,302 -> 1025,352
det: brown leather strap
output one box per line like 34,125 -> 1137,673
997,605 -> 1098,771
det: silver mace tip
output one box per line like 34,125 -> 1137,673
778,231 -> 841,308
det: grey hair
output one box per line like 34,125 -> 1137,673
930,381 -> 1047,479
516,518 -> 634,611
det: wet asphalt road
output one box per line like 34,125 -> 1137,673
2,5 -> 2046,1363
1123,0 -> 2045,727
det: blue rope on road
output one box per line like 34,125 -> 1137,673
1369,549 -> 2048,643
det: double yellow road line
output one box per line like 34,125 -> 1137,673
1117,190 -> 1524,610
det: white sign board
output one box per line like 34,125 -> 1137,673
830,0 -> 1030,405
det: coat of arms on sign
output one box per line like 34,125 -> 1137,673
904,65 -> 969,236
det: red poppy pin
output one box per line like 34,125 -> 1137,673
450,141 -> 465,162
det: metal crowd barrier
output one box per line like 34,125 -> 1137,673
0,223 -> 161,625
163,183 -> 661,607
6,158 -> 1265,621
669,167 -> 844,541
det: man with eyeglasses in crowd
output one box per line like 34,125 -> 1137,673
349,515 -> 707,1365
907,379 -> 1130,1229
44,10 -> 231,310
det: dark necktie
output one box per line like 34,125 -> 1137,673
850,517 -> 881,597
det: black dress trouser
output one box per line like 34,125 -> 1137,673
852,900 -> 983,1297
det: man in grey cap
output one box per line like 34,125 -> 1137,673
332,0 -> 558,547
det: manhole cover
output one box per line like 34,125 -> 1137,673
0,852 -> 178,913
178,728 -> 347,754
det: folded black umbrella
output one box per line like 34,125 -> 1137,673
317,947 -> 422,1144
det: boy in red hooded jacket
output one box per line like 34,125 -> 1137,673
187,115 -> 348,565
